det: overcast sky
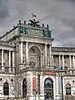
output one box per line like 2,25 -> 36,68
0,0 -> 75,47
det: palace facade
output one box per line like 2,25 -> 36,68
0,19 -> 75,100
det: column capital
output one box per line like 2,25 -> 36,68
9,50 -> 12,52
73,55 -> 75,57
45,43 -> 48,46
61,54 -> 64,56
1,49 -> 4,51
58,54 -> 61,56
69,54 -> 72,57
25,41 -> 29,44
20,41 -> 23,43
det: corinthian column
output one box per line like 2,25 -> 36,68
26,42 -> 29,65
20,42 -> 23,63
9,51 -> 11,72
59,54 -> 61,67
12,51 -> 15,72
73,55 -> 75,69
2,49 -> 4,71
49,45 -> 52,66
69,55 -> 72,75
44,44 -> 47,66
62,55 -> 64,69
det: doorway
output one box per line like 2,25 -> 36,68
44,78 -> 54,99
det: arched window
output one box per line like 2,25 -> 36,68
3,82 -> 9,95
22,79 -> 27,98
66,83 -> 71,95
44,78 -> 53,99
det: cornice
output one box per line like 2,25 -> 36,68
52,47 -> 75,52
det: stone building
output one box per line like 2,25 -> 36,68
0,18 -> 75,100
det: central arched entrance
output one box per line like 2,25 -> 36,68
44,78 -> 54,99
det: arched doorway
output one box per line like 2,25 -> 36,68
22,79 -> 27,98
3,82 -> 9,95
44,78 -> 53,99
66,83 -> 71,95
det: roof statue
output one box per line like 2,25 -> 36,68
17,20 -> 28,35
43,24 -> 53,38
17,16 -> 52,37
29,14 -> 39,27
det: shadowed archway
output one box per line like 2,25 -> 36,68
44,78 -> 54,99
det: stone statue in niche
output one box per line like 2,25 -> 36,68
19,26 -> 28,34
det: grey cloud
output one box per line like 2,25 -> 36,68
0,0 -> 9,20
0,0 -> 75,47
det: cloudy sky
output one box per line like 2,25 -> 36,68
0,0 -> 75,47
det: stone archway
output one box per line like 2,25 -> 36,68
29,46 -> 41,68
44,78 -> 54,99
3,82 -> 9,95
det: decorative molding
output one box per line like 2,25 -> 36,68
52,47 -> 75,52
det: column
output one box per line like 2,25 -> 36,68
40,74 -> 43,95
42,53 -> 44,67
12,51 -> 15,72
62,55 -> 64,69
27,72 -> 33,100
40,73 -> 44,100
41,54 -> 43,67
73,55 -> 75,69
49,45 -> 52,66
69,55 -> 71,69
63,77 -> 65,96
54,80 -> 56,100
26,42 -> 29,65
73,55 -> 75,74
31,75 -> 33,95
9,51 -> 11,72
21,80 -> 23,98
59,54 -> 61,67
2,49 -> 4,71
69,55 -> 72,74
56,77 -> 59,99
51,55 -> 54,66
44,44 -> 47,66
20,42 -> 23,63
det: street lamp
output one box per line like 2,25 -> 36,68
58,67 -> 66,100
